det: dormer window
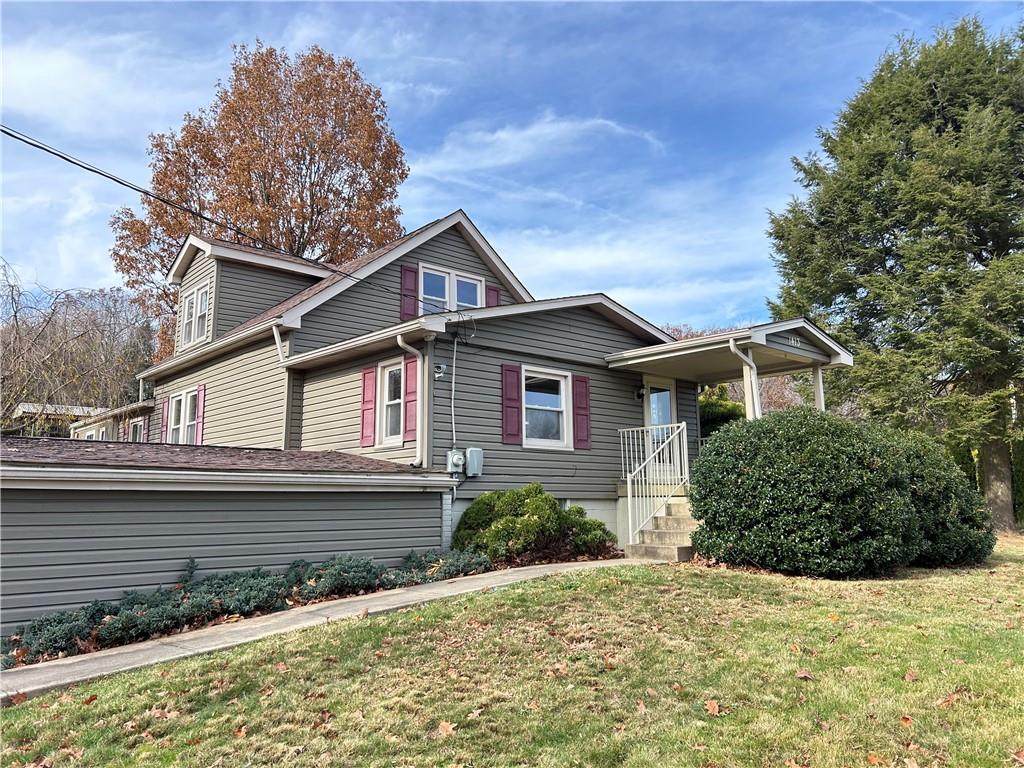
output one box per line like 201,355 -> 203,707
181,285 -> 210,347
418,264 -> 484,314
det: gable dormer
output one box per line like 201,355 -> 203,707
168,235 -> 335,354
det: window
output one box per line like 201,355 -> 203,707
180,285 -> 209,347
378,360 -> 404,445
168,389 -> 198,444
418,264 -> 484,313
83,429 -> 97,441
128,418 -> 145,442
98,427 -> 108,441
523,366 -> 572,450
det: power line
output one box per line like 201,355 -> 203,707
1,124 -> 473,326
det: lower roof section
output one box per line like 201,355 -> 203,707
0,438 -> 454,492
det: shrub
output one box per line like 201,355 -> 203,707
899,437 -> 995,567
691,408 -> 921,577
297,555 -> 382,601
691,408 -> 996,577
475,497 -> 617,563
451,482 -> 546,550
379,549 -> 492,589
698,384 -> 746,437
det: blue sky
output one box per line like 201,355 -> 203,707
2,2 -> 1018,329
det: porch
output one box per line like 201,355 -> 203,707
608,318 -> 854,558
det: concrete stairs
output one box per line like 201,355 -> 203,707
622,492 -> 698,562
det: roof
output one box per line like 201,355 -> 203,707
12,403 -> 106,418
0,437 -> 433,476
70,399 -> 155,429
167,235 -> 338,285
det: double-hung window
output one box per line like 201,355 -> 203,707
128,418 -> 145,442
180,285 -> 209,347
522,366 -> 573,450
419,264 -> 484,314
83,429 -> 97,441
378,360 -> 404,446
168,389 -> 198,445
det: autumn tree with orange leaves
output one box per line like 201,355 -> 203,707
111,43 -> 409,358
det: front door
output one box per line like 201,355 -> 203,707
643,377 -> 679,467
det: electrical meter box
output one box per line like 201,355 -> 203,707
446,449 -> 466,474
465,447 -> 484,477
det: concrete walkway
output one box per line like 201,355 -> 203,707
1,558 -> 649,705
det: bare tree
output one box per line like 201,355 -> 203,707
0,264 -> 154,432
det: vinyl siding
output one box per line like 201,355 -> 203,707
214,261 -> 317,337
290,229 -> 517,354
0,488 -> 442,634
150,339 -> 288,448
298,350 -> 420,464
71,418 -> 115,441
174,251 -> 216,354
429,307 -> 699,500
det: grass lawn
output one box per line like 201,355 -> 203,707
2,536 -> 1022,768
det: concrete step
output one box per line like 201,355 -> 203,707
664,499 -> 691,516
624,543 -> 694,562
652,515 -> 699,532
640,528 -> 692,546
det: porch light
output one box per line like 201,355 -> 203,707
634,385 -> 648,400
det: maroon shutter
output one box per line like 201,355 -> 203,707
360,367 -> 376,447
485,285 -> 501,307
400,265 -> 418,320
195,384 -> 206,445
501,364 -> 522,445
142,415 -> 151,443
572,375 -> 592,449
159,398 -> 169,442
403,356 -> 417,442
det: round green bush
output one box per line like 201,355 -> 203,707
690,408 -> 995,577
690,408 -> 920,577
451,482 -> 546,550
474,500 -> 617,563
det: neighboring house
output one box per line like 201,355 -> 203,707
70,399 -> 154,442
4,403 -> 106,438
74,209 -> 853,553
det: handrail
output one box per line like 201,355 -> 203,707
619,422 -> 689,544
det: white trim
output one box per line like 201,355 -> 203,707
417,261 -> 485,313
283,316 -> 449,369
522,364 -> 574,451
82,429 -> 97,441
442,294 -> 673,344
642,375 -> 678,427
278,210 -> 533,327
167,388 -> 199,445
128,417 -> 146,443
750,318 -> 854,366
138,319 -> 278,380
376,357 -> 405,447
167,235 -> 334,285
179,283 -> 210,349
71,400 -> 155,429
1,465 -> 456,492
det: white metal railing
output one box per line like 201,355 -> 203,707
698,436 -> 712,452
619,422 -> 689,544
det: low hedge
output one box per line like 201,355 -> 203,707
453,483 -> 619,563
690,408 -> 995,577
2,549 -> 491,668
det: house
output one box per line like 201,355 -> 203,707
5,403 -> 106,438
67,209 -> 853,553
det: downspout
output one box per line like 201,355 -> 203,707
271,324 -> 287,364
728,338 -> 762,419
396,334 -> 425,467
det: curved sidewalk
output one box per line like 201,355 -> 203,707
1,557 -> 649,705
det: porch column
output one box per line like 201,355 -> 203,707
812,365 -> 825,411
741,364 -> 762,420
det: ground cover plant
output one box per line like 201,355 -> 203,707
691,408 -> 996,577
452,482 -> 619,562
2,536 -> 1020,767
1,549 -> 492,669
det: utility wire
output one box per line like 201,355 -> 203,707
1,124 -> 474,324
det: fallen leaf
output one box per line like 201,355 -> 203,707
603,654 -> 617,670
1010,750 -> 1024,766
467,708 -> 484,719
635,699 -> 647,714
274,662 -> 288,672
83,694 -> 98,705
351,709 -> 364,721
234,725 -> 247,738
795,670 -> 816,681
436,721 -> 456,738
671,682 -> 684,693
903,670 -> 918,683
527,700 -> 540,711
827,612 -> 841,622
704,699 -> 721,716
935,690 -> 962,709
905,758 -> 920,768
9,691 -> 27,705
866,753 -> 887,765
691,743 -> 707,752
186,737 -> 202,746
819,720 -> 831,731
645,687 -> 657,698
790,643 -> 801,653
900,715 -> 913,728
359,607 -> 370,618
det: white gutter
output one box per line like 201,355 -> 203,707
1,465 -> 456,493
138,319 -> 279,380
729,338 -> 762,419
395,333 -> 426,467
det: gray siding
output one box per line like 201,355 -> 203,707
298,350 -> 419,464
429,307 -> 699,500
174,251 -> 216,353
215,261 -> 317,338
150,339 -> 288,448
291,229 -> 517,354
0,488 -> 442,634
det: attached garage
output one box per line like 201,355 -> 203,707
0,438 -> 454,635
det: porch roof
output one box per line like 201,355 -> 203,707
605,318 -> 853,384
